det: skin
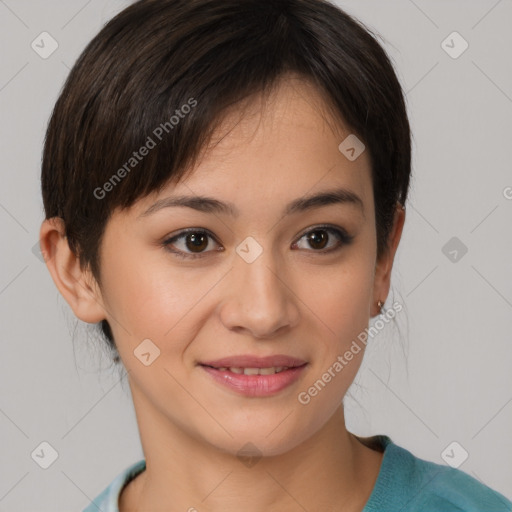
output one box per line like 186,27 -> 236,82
40,75 -> 405,512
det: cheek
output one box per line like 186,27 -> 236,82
303,257 -> 375,347
101,226 -> 375,360
99,245 -> 227,360
293,269 -> 373,426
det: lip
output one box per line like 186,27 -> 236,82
200,365 -> 308,397
198,354 -> 309,398
200,354 -> 307,369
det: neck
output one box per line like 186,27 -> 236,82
120,382 -> 383,512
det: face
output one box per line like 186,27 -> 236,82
72,77 -> 389,457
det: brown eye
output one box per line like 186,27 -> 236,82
163,225 -> 353,260
163,229 -> 221,259
184,232 -> 209,253
305,230 -> 329,250
293,226 -> 353,253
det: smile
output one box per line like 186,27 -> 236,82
199,362 -> 308,397
207,366 -> 291,375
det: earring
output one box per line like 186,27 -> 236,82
377,299 -> 383,313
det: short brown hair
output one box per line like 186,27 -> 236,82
41,0 -> 411,358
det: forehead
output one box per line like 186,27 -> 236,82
135,75 -> 374,220
202,75 -> 351,158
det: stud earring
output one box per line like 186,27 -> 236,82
377,299 -> 383,312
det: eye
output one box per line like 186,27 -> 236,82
163,229 -> 222,259
162,225 -> 353,260
292,225 -> 354,253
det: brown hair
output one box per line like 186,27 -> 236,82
41,0 -> 412,359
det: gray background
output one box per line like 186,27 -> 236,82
0,0 -> 511,510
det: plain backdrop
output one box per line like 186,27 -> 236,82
0,0 -> 511,509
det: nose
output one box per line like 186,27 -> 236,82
218,245 -> 300,339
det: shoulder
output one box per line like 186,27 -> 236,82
363,436 -> 512,512
82,459 -> 146,512
405,449 -> 512,512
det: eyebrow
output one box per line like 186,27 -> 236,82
138,186 -> 364,219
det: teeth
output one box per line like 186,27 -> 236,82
217,366 -> 290,375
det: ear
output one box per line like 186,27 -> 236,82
371,204 -> 406,316
39,217 -> 106,324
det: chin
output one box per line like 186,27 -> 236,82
199,419 -> 316,461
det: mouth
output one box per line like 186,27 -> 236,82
200,365 -> 302,375
198,354 -> 308,397
199,354 -> 307,370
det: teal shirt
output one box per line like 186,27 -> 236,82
83,435 -> 511,511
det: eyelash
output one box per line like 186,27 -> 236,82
162,224 -> 354,260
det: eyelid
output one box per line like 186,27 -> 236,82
294,223 -> 350,241
165,227 -> 217,242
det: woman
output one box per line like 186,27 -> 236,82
38,0 -> 511,510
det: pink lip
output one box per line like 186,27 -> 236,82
200,365 -> 308,397
198,354 -> 308,398
200,354 -> 307,368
